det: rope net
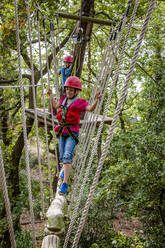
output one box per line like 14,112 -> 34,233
0,0 -> 157,247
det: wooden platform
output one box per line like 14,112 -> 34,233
25,108 -> 112,127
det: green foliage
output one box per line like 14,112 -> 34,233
0,0 -> 165,246
15,230 -> 32,248
19,168 -> 42,218
90,233 -> 144,248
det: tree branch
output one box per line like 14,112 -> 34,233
92,32 -> 102,48
0,79 -> 17,84
42,29 -> 73,76
4,95 -> 28,112
0,74 -> 31,86
21,47 -> 39,73
95,11 -> 113,21
124,51 -> 165,90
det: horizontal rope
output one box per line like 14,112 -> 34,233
0,84 -> 42,88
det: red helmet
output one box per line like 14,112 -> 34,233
64,76 -> 82,90
63,56 -> 74,63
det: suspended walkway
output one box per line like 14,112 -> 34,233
25,108 -> 112,127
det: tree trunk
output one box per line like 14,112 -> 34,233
74,0 -> 94,77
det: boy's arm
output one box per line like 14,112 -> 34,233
85,93 -> 102,112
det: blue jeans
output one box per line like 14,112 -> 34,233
58,133 -> 78,164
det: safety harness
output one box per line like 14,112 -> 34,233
56,96 -> 79,144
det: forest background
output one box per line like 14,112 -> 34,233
0,0 -> 165,247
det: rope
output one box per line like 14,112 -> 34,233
73,0 -> 133,192
42,17 -> 57,194
0,147 -> 16,248
56,16 -> 64,85
50,21 -> 60,101
68,23 -> 112,155
71,36 -> 113,165
71,6 -> 125,171
36,9 -> 54,210
71,1 -> 156,247
68,2 -> 130,215
87,41 -> 91,82
64,1 -> 138,245
0,84 -> 42,88
64,34 -> 112,198
68,37 -> 116,211
69,40 -> 115,212
14,0 -> 36,246
64,1 -> 139,245
26,0 -> 45,216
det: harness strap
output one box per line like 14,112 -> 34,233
57,120 -> 79,144
61,96 -> 78,109
57,96 -> 79,143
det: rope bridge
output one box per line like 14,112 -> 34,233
0,0 -> 157,247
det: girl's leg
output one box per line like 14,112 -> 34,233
63,163 -> 72,183
59,135 -> 78,194
63,135 -> 77,181
58,136 -> 65,163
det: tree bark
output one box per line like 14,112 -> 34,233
73,0 -> 94,78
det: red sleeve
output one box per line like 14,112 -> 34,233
76,98 -> 89,111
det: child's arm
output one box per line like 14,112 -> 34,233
85,93 -> 102,112
47,89 -> 61,110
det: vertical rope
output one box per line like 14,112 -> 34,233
50,21 -> 60,101
14,0 -> 36,246
71,1 -> 156,247
42,17 -> 55,196
0,147 -> 16,248
64,1 -> 139,246
64,2 -> 137,246
25,0 -> 45,216
71,14 -> 121,174
87,41 -> 91,82
67,35 -> 114,210
36,9 -> 55,204
68,37 -> 116,212
56,16 -> 64,85
49,20 -> 62,177
68,1 -> 130,215
71,37 -> 112,171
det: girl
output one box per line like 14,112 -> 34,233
48,76 -> 102,195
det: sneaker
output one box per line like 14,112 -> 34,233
60,168 -> 64,179
58,182 -> 68,195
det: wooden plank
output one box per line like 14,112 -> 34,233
41,235 -> 59,248
25,108 -> 112,126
